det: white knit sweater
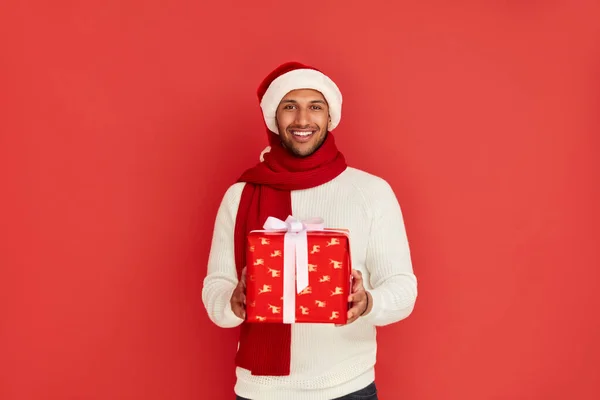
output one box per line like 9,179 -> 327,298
202,166 -> 418,400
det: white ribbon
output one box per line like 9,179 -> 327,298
262,216 -> 325,323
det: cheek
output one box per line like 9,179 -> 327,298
316,114 -> 329,130
276,112 -> 294,130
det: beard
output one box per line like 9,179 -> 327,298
279,126 -> 328,158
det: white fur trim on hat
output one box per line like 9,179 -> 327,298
260,68 -> 342,134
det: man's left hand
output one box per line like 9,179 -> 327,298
344,269 -> 372,324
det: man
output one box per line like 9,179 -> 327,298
202,62 -> 417,400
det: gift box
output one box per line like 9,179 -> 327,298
245,216 -> 352,324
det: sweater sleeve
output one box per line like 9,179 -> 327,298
202,183 -> 245,328
360,179 -> 418,326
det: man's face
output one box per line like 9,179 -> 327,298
275,89 -> 331,157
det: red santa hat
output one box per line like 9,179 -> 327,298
257,61 -> 343,135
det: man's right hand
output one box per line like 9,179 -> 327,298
230,267 -> 247,320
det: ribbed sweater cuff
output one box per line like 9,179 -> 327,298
222,287 -> 245,328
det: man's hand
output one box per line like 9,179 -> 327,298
230,267 -> 247,320
344,269 -> 373,325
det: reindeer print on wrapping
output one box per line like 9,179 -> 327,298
245,229 -> 352,324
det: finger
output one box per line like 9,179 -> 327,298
346,307 -> 360,324
352,280 -> 364,294
347,303 -> 362,321
351,270 -> 363,292
231,287 -> 247,319
240,267 -> 248,286
347,290 -> 365,324
231,301 -> 245,319
348,290 -> 366,303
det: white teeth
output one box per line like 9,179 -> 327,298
292,131 -> 313,137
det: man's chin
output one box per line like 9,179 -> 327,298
281,141 -> 314,157
291,147 -> 315,158
281,135 -> 327,158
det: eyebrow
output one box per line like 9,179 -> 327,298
280,99 -> 327,104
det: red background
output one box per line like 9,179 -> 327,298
1,1 -> 599,399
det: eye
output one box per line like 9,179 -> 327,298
310,105 -> 322,110
283,104 -> 296,110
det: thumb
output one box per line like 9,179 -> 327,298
240,267 -> 248,285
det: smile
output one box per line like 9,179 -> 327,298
291,130 -> 315,137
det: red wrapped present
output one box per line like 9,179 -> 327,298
245,216 -> 352,324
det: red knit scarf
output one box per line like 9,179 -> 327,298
233,131 -> 347,376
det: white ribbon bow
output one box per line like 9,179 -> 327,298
262,216 -> 325,323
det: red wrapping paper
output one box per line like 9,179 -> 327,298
245,230 -> 352,324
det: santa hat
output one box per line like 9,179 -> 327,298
257,62 -> 343,135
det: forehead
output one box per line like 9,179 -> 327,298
280,88 -> 327,102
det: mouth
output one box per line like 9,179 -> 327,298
289,129 -> 317,143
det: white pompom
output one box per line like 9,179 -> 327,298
259,146 -> 271,162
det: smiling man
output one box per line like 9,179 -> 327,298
202,62 -> 418,400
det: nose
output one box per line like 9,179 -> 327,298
295,107 -> 309,126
